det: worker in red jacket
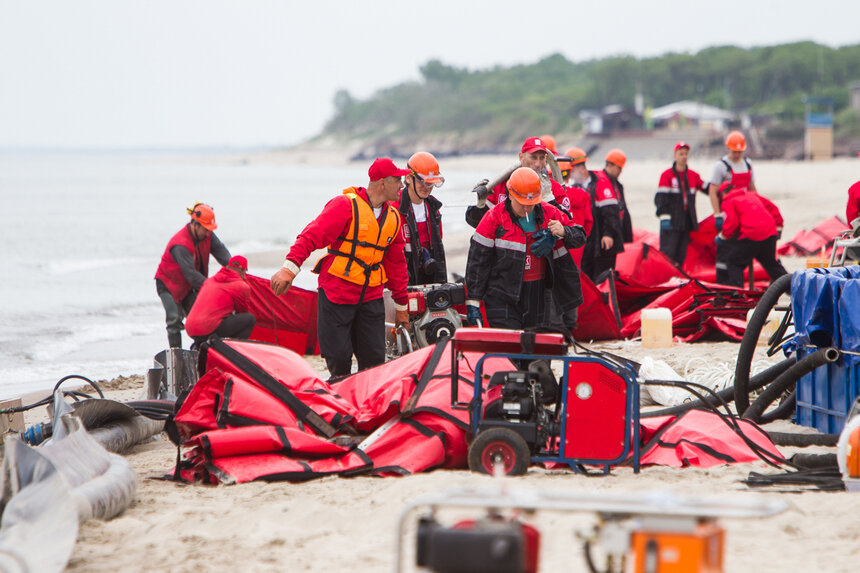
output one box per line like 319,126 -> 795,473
466,136 -> 573,228
270,158 -> 411,379
582,149 -> 630,281
557,152 -> 594,264
655,142 -> 705,266
847,180 -> 860,226
716,183 -> 787,287
185,256 -> 255,346
394,151 -> 447,285
464,167 -> 586,330
155,203 -> 231,348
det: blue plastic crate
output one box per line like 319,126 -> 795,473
795,349 -> 860,434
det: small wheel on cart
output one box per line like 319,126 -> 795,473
468,427 -> 530,476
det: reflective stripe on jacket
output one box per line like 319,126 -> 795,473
465,200 -> 585,311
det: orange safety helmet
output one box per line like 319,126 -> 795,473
539,134 -> 558,154
407,151 -> 444,187
506,167 -> 542,205
725,131 -> 747,152
565,147 -> 588,165
556,158 -> 573,172
605,148 -> 627,169
187,202 -> 218,231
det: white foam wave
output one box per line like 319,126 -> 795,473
47,256 -> 150,275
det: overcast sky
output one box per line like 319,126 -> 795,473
2,0 -> 858,149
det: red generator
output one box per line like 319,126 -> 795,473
449,328 -> 640,475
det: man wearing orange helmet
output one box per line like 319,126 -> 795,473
581,149 -> 631,281
707,131 -> 756,228
394,151 -> 448,285
466,136 -> 573,229
155,202 -> 232,348
464,167 -> 586,330
707,131 -> 756,283
558,148 -> 594,265
655,142 -> 705,265
270,158 -> 410,379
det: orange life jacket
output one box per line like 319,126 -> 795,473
324,188 -> 401,288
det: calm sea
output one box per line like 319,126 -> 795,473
0,151 -> 479,400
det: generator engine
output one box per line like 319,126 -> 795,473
480,365 -> 560,455
405,283 -> 465,348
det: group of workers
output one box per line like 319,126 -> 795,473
154,131 -> 800,380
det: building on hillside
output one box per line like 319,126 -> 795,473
649,101 -> 734,131
581,105 -> 643,136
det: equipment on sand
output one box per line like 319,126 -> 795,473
396,485 -> 787,573
447,328 -> 640,476
386,283 -> 465,355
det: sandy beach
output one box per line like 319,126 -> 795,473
16,150 -> 860,572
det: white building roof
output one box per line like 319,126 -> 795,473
650,100 -> 734,122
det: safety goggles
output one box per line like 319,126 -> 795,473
411,169 -> 445,189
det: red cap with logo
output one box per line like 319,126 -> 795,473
520,137 -> 549,155
674,141 -> 690,152
368,158 -> 410,182
228,255 -> 248,271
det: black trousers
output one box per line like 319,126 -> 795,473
483,279 -> 545,330
543,290 -> 577,332
581,251 -> 617,283
156,279 -> 197,348
317,288 -> 385,378
190,313 -> 256,345
659,229 -> 690,266
720,236 -> 788,288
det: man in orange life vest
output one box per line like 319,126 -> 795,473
155,203 -> 232,348
464,167 -> 586,330
270,158 -> 411,379
185,255 -> 255,346
395,152 -> 447,285
655,142 -> 705,266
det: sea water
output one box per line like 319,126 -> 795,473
0,151 -> 478,400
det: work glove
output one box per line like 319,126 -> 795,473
529,228 -> 555,258
472,178 -> 490,207
715,234 -> 725,246
466,302 -> 482,327
714,214 -> 725,232
270,267 -> 296,296
659,217 -> 672,231
394,309 -> 409,329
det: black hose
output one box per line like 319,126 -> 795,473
742,347 -> 840,423
734,273 -> 793,415
770,432 -> 840,447
641,357 -> 794,418
54,374 -> 104,398
758,390 -> 796,424
789,452 -> 838,469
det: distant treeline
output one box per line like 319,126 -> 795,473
323,42 -> 860,145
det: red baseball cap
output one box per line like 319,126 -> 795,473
520,137 -> 549,155
228,255 -> 248,271
368,158 -> 410,182
674,141 -> 690,152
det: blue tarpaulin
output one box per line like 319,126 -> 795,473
790,265 -> 860,365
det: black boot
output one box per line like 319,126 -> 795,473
168,331 -> 182,348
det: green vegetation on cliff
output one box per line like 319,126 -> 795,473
323,42 -> 860,146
